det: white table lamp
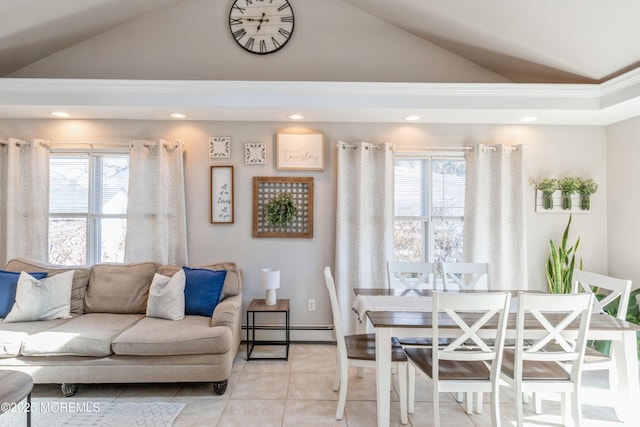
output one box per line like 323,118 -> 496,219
261,268 -> 280,306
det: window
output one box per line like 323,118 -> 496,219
393,156 -> 465,264
49,153 -> 129,265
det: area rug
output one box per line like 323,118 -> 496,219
0,401 -> 185,427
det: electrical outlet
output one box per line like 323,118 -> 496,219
307,299 -> 316,311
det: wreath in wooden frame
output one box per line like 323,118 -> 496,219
264,193 -> 299,226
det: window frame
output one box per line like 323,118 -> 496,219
49,147 -> 129,265
393,151 -> 465,264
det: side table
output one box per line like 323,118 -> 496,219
0,370 -> 33,427
246,298 -> 290,360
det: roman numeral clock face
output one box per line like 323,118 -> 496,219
229,0 -> 295,55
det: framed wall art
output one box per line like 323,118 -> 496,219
209,136 -> 231,159
276,131 -> 324,171
252,176 -> 314,238
210,166 -> 234,224
245,142 -> 267,165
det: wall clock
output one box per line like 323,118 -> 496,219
228,0 -> 294,55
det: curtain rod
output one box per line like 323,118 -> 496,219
0,140 -> 48,147
1,140 -> 182,149
345,144 -> 524,152
340,143 -> 473,152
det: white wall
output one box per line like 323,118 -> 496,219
607,117 -> 640,288
8,0 -> 509,83
0,118 -> 608,332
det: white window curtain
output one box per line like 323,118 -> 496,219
463,144 -> 527,290
125,140 -> 188,265
0,138 -> 49,265
335,141 -> 394,333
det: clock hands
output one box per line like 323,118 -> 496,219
245,13 -> 269,32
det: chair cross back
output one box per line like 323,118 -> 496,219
386,261 -> 436,290
435,292 -> 510,361
441,308 -> 501,354
517,293 -> 594,364
526,307 -> 585,356
441,262 -> 491,291
572,269 -> 632,319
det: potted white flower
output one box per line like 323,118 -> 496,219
558,177 -> 580,210
533,178 -> 558,210
577,178 -> 598,211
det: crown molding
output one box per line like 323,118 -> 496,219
0,67 -> 639,124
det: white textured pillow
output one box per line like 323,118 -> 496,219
146,269 -> 186,321
3,270 -> 74,323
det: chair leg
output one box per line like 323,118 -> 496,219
490,387 -> 501,427
464,391 -> 473,414
475,391 -> 483,414
398,363 -> 408,424
408,363 -> 415,414
433,386 -> 440,427
534,391 -> 542,414
561,392 -> 569,426
515,384 -> 524,427
333,356 -> 340,392
335,366 -> 348,420
571,390 -> 582,427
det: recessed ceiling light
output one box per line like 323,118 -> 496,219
288,114 -> 304,120
520,115 -> 538,123
404,115 -> 421,121
169,113 -> 187,119
51,111 -> 70,118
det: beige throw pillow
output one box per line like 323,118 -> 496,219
4,270 -> 74,322
84,262 -> 158,314
146,269 -> 186,321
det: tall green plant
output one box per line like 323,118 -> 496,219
546,214 -> 582,293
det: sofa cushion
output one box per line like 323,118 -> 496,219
146,269 -> 186,321
183,267 -> 226,317
84,262 -> 159,314
4,271 -> 74,322
0,318 -> 71,357
111,316 -> 232,356
0,270 -> 48,317
21,313 -> 143,357
158,261 -> 241,301
4,258 -> 91,315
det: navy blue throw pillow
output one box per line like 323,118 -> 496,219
183,267 -> 227,317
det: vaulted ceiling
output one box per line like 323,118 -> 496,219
2,0 -> 638,82
1,0 -> 640,124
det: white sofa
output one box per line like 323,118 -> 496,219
0,258 -> 242,396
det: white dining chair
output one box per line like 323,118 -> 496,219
501,292 -> 594,427
386,261 -> 437,290
323,267 -> 409,423
404,291 -> 511,427
532,270 -> 632,415
441,262 -> 491,291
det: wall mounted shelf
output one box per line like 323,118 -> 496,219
535,190 -> 591,214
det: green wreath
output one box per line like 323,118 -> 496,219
265,193 -> 299,227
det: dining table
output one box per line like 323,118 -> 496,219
352,288 -> 640,427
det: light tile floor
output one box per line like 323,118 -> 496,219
18,343 -> 638,426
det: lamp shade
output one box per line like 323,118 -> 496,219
261,268 -> 280,306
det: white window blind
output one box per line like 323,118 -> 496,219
49,153 -> 129,265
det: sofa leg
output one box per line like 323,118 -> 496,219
61,383 -> 78,397
212,380 -> 228,395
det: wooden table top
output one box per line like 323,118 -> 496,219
366,310 -> 640,332
0,370 -> 33,414
247,298 -> 290,312
354,288 -> 527,297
